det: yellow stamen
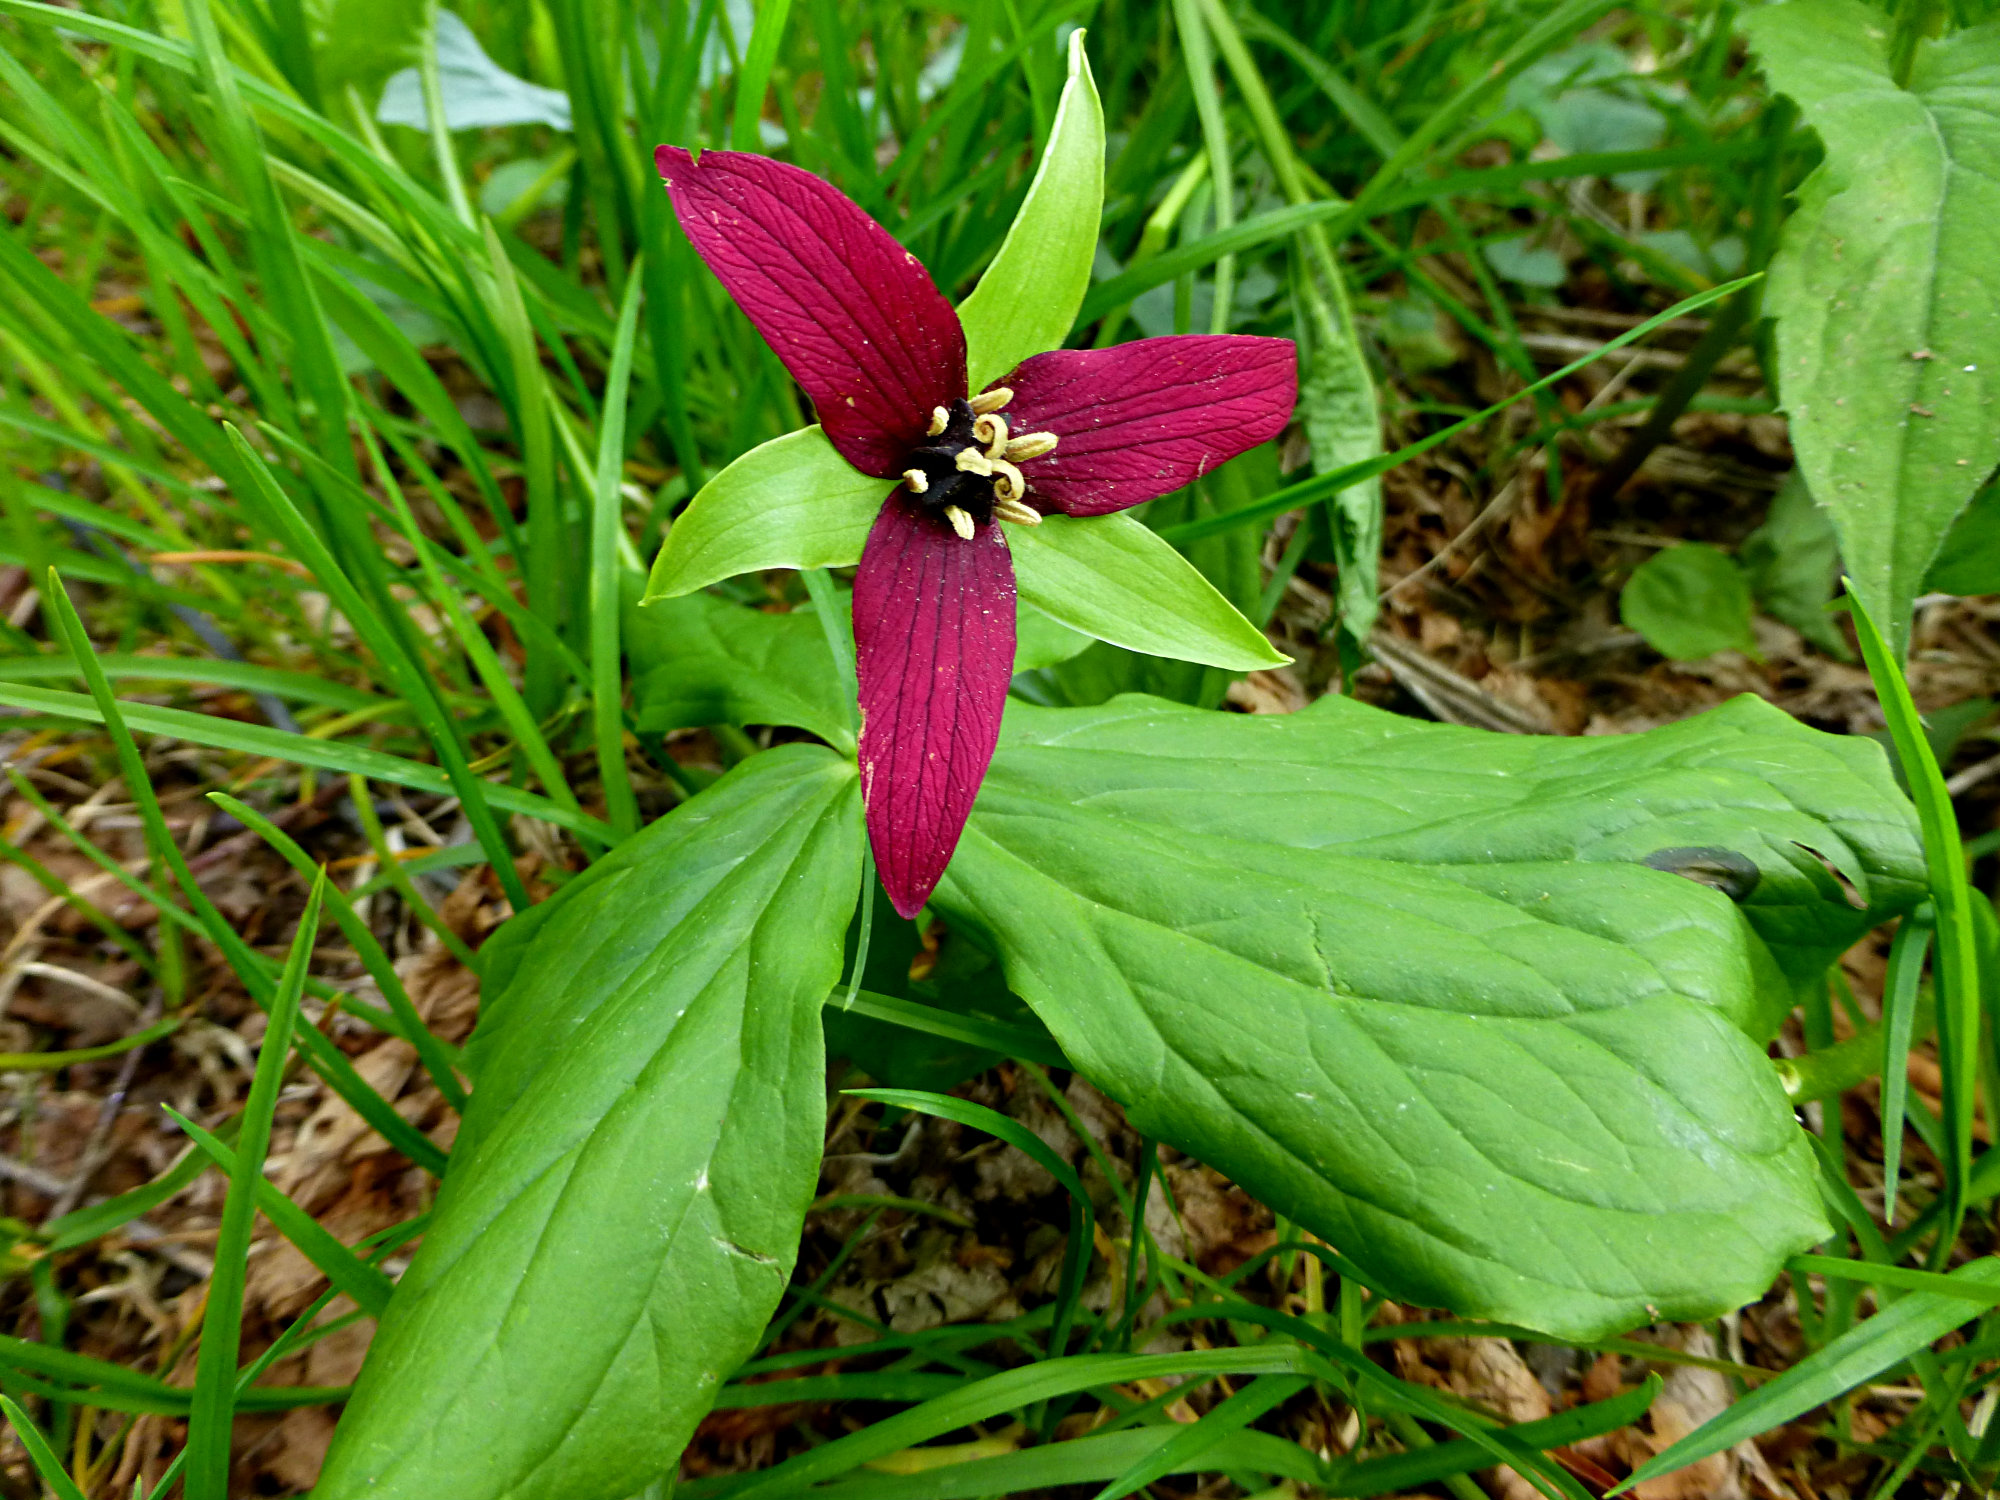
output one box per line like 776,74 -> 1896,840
1004,431 -> 1059,462
943,505 -> 975,540
954,449 -> 995,476
902,468 -> 929,493
927,406 -> 949,436
973,412 -> 1009,458
990,458 -> 1027,501
994,497 -> 1041,526
968,387 -> 1013,415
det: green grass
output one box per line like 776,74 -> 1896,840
1,0 -> 1996,1495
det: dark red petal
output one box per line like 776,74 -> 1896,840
997,336 -> 1297,515
853,492 -> 1016,918
657,146 -> 967,478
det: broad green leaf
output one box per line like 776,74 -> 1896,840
986,693 -> 1924,989
957,29 -> 1105,392
1009,513 -> 1288,671
645,427 -> 886,599
1742,2 -> 2000,654
1619,1256 -> 2000,1492
1926,477 -> 2000,595
1620,543 -> 1759,661
315,747 -> 862,1500
932,694 -> 1926,1337
377,10 -> 572,131
626,587 -> 855,752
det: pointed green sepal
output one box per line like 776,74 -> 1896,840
957,30 -> 1105,392
644,427 -> 886,600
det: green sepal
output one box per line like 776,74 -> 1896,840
1010,512 -> 1288,672
644,426 -> 883,600
957,29 -> 1105,391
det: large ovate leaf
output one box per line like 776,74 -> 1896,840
315,748 -> 863,1500
626,586 -> 854,752
1009,512 -> 1288,671
1742,2 -> 2000,654
645,426 -> 885,599
957,29 -> 1105,392
935,694 -> 1924,1338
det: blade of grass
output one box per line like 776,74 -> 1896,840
183,869 -> 323,1500
346,774 -> 482,969
207,792 -> 466,1106
1094,1373 -> 1307,1500
1158,277 -> 1756,545
219,426 -> 530,910
1849,585 -> 1981,1257
1171,0 -> 1235,333
852,1086 -> 1094,1365
730,0 -> 794,151
0,1015 -> 181,1071
0,680 -> 608,839
590,264 -> 645,841
28,585 -> 454,1176
0,1394 -> 87,1500
162,1105 -> 394,1317
1614,1258 -> 2000,1494
1880,909 -> 1935,1224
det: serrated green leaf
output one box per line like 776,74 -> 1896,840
1009,513 -> 1288,671
645,427 -> 885,599
958,29 -> 1105,391
932,694 -> 1927,1337
1620,543 -> 1759,661
1742,1 -> 2000,654
315,747 -> 862,1500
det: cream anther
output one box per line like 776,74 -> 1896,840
968,387 -> 1013,416
943,505 -> 975,540
1004,431 -> 1059,462
902,468 -> 929,494
926,406 -> 949,437
953,449 -> 995,476
990,459 -> 1027,501
973,413 -> 1009,458
993,497 -> 1041,526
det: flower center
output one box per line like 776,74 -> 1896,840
900,389 -> 1057,540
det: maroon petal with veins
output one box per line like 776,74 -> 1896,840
997,335 -> 1296,515
853,492 -> 1016,918
657,147 -> 967,478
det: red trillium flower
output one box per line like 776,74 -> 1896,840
657,146 -> 1297,918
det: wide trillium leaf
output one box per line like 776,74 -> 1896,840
1006,337 -> 1297,516
656,146 -> 966,478
1010,512 -> 1287,671
936,694 -> 1924,1338
854,492 -> 1016,917
315,747 -> 861,1500
957,30 -> 1105,392
1741,0 -> 2000,655
625,584 -> 855,753
644,426 -> 885,600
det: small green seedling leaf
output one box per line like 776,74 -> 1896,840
958,29 -> 1105,391
1010,513 -> 1288,671
1620,543 -> 1759,660
645,426 -> 884,598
